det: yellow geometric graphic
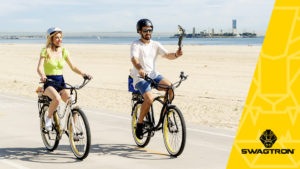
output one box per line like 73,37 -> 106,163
227,1 -> 300,168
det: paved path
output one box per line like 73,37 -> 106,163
0,94 -> 236,169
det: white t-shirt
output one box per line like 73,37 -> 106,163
130,39 -> 168,86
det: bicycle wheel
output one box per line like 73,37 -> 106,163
68,108 -> 91,160
131,102 -> 151,147
40,104 -> 59,151
162,106 -> 186,157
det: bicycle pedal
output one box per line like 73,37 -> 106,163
144,121 -> 154,129
73,134 -> 84,141
150,131 -> 155,137
42,129 -> 48,134
144,125 -> 150,130
65,131 -> 69,137
73,136 -> 80,142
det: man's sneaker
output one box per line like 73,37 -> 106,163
45,117 -> 53,131
135,123 -> 144,139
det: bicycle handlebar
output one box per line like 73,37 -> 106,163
142,71 -> 188,90
40,75 -> 91,90
73,75 -> 92,89
39,76 -> 91,104
174,71 -> 188,88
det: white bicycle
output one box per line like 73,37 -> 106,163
37,76 -> 91,160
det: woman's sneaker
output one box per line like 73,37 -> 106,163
45,117 -> 53,131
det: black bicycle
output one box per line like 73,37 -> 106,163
37,76 -> 91,160
130,72 -> 188,157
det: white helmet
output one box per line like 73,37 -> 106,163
46,27 -> 62,37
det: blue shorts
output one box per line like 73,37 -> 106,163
135,75 -> 163,95
44,75 -> 66,92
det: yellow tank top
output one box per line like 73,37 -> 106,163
40,47 -> 69,75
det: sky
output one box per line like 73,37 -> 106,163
0,0 -> 275,35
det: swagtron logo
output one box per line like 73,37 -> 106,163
241,129 -> 295,154
260,129 -> 277,148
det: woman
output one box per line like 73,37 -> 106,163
37,27 -> 92,131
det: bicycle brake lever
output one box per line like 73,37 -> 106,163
179,72 -> 188,80
45,79 -> 54,83
83,75 -> 92,80
180,71 -> 185,79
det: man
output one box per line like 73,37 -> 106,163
130,18 -> 183,139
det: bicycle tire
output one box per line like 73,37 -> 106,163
131,102 -> 151,147
162,106 -> 186,157
68,108 -> 91,160
40,104 -> 59,151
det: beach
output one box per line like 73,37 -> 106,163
0,44 -> 261,129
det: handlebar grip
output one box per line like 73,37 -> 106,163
83,75 -> 91,80
180,71 -> 188,80
40,78 -> 53,83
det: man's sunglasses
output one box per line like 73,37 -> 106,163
142,29 -> 153,33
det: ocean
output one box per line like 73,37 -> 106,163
0,32 -> 264,46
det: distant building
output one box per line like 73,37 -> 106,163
171,19 -> 256,38
192,27 -> 196,38
232,19 -> 237,35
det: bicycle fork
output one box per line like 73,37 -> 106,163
69,109 -> 85,140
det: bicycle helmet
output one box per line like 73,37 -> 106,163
46,27 -> 62,37
136,19 -> 153,33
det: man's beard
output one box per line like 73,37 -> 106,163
142,34 -> 151,40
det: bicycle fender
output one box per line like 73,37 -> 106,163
131,101 -> 143,116
71,107 -> 81,112
72,105 -> 81,110
39,104 -> 49,117
167,104 -> 177,110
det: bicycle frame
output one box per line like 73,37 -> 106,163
132,72 -> 188,133
147,86 -> 181,133
131,72 -> 187,156
54,97 -> 73,137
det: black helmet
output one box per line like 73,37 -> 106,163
136,19 -> 153,33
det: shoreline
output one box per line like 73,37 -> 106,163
0,36 -> 264,46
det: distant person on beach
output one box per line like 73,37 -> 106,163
130,18 -> 183,139
37,27 -> 92,131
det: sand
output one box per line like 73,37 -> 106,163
0,43 -> 261,129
